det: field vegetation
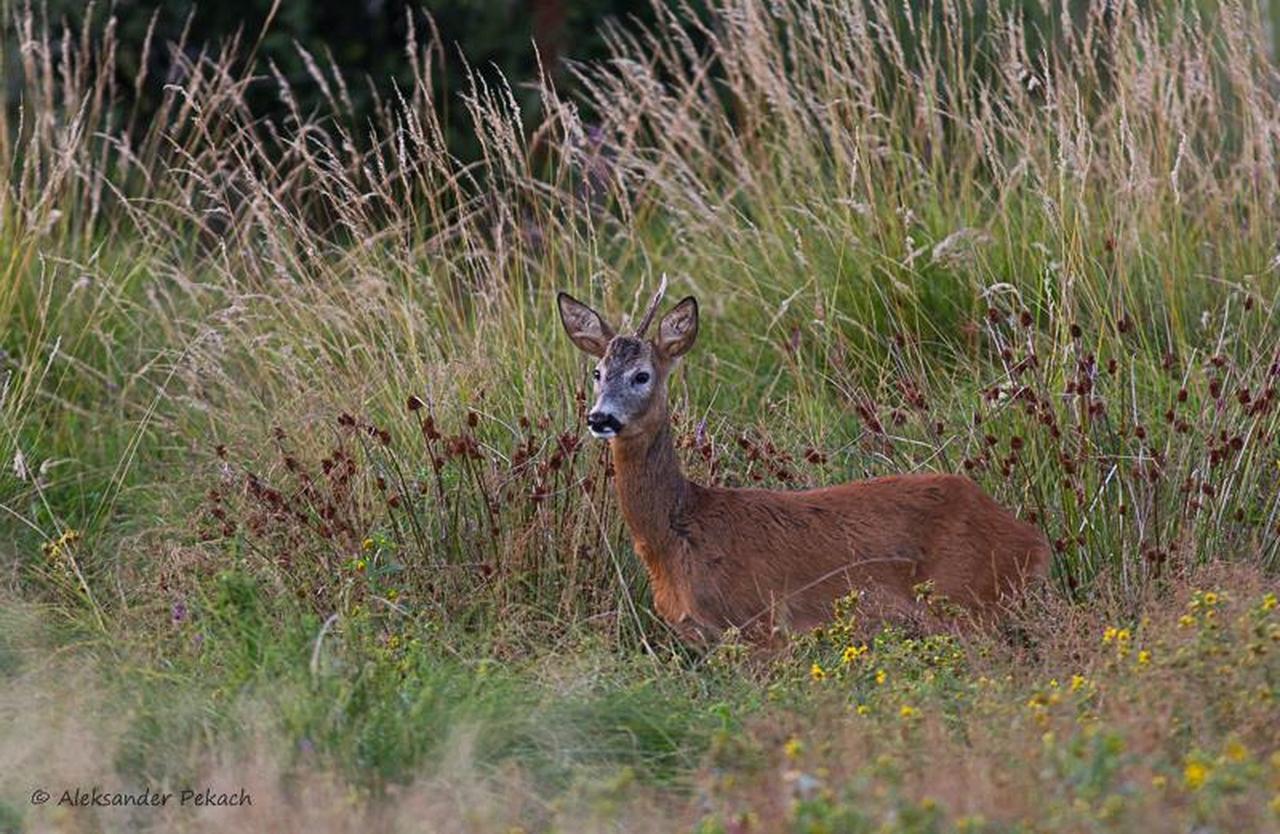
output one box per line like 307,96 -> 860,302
1,1 -> 1278,831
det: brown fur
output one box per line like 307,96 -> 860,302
558,289 -> 1050,642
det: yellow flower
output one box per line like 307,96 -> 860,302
899,705 -> 918,719
1102,627 -> 1118,644
842,644 -> 868,664
1070,674 -> 1087,692
783,737 -> 804,759
1136,650 -> 1151,667
1151,775 -> 1166,789
1178,614 -> 1196,629
1203,592 -> 1219,606
1270,794 -> 1280,817
810,663 -> 826,681
1184,761 -> 1210,791
855,704 -> 871,716
1224,739 -> 1249,763
1262,593 -> 1277,612
361,537 -> 375,551
875,669 -> 887,685
1116,628 -> 1131,643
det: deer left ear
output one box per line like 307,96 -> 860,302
558,291 -> 615,358
657,296 -> 698,359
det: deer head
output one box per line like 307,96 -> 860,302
558,280 -> 699,441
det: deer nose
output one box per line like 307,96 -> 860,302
586,410 -> 623,437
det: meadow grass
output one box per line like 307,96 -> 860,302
1,1 -> 1279,831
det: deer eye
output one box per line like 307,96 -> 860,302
632,372 -> 650,386
592,368 -> 601,382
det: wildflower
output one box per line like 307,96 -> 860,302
1102,626 -> 1118,644
1151,775 -> 1167,789
899,705 -> 918,719
1116,628 -> 1131,643
783,737 -> 804,759
1070,674 -> 1088,692
1224,739 -> 1249,763
361,537 -> 375,551
855,704 -> 871,716
1178,614 -> 1196,629
810,663 -> 826,682
41,529 -> 82,564
875,669 -> 887,685
1203,592 -> 1219,606
1183,761 -> 1210,790
1136,650 -> 1151,667
1262,592 -> 1277,612
842,644 -> 868,664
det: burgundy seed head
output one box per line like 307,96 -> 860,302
407,396 -> 424,412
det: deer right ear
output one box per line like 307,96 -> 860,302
657,296 -> 699,359
557,292 -> 615,358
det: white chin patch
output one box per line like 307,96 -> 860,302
588,427 -> 617,440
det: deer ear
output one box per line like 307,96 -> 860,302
557,292 -> 615,358
657,296 -> 699,359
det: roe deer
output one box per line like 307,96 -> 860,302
558,282 -> 1050,642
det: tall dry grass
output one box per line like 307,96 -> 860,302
1,0 -> 1278,640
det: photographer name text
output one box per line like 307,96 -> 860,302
31,786 -> 251,808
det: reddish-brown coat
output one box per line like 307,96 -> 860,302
609,421 -> 1049,641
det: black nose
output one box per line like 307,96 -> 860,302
587,411 -> 623,434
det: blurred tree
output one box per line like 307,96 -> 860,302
19,0 -> 655,156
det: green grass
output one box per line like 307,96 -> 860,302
2,1 -> 1279,831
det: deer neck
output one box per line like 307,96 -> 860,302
609,415 -> 689,560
